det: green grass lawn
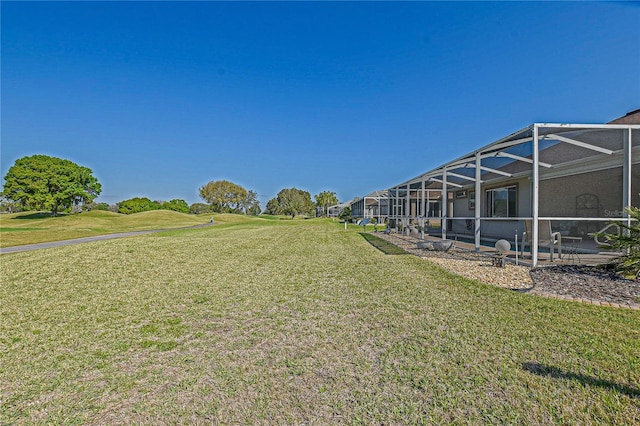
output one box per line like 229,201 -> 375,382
0,210 -> 211,247
1,217 -> 639,424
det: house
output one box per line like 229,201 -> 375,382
327,201 -> 352,218
381,110 -> 639,266
349,190 -> 391,223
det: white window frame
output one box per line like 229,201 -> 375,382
486,185 -> 517,218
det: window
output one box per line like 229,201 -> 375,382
469,191 -> 475,210
486,186 -> 517,217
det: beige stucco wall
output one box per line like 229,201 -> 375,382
448,164 -> 639,239
538,167 -> 637,218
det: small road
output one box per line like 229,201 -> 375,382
0,223 -> 215,255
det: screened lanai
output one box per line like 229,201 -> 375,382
385,113 -> 640,267
327,201 -> 351,218
350,190 -> 390,223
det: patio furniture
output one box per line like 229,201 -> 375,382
521,220 -> 563,262
417,239 -> 455,252
400,216 -> 413,235
590,223 -> 621,248
562,236 -> 582,263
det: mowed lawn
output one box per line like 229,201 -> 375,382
1,217 -> 639,424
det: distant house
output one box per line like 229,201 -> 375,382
327,201 -> 352,218
349,190 -> 390,223
376,110 -> 639,266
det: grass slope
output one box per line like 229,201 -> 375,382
1,218 -> 639,424
0,210 -> 210,247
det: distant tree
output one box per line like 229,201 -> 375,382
314,190 -> 339,217
199,180 -> 248,213
265,197 -> 281,215
2,154 -> 101,216
117,197 -> 161,214
0,195 -> 21,213
239,190 -> 261,215
271,187 -> 315,218
83,202 -> 110,211
189,203 -> 211,214
161,199 -> 189,213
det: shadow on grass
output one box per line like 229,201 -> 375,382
360,232 -> 409,256
11,212 -> 58,220
522,362 -> 640,399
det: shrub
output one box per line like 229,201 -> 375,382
597,206 -> 640,280
83,202 -> 110,211
189,203 -> 211,214
161,199 -> 189,213
338,206 -> 351,222
117,197 -> 161,214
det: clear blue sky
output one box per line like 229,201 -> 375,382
2,1 -> 639,207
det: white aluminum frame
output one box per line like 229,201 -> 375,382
381,122 -> 639,266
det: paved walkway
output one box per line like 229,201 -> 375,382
0,223 -> 215,255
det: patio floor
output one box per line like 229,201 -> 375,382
390,231 -> 621,268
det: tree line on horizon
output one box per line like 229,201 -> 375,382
1,154 -> 340,218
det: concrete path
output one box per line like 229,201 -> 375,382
0,223 -> 215,255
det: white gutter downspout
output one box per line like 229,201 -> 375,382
386,192 -> 390,223
442,167 -> 448,240
475,151 -> 482,251
395,187 -> 399,222
421,179 -> 426,239
427,189 -> 431,226
532,125 -> 540,267
406,184 -> 410,224
624,128 -> 632,218
421,179 -> 425,217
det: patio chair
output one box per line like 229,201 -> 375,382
590,223 -> 621,248
521,219 -> 562,262
400,216 -> 411,235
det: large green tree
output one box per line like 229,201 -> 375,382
2,154 -> 101,215
199,180 -> 248,213
314,190 -> 339,217
268,187 -> 315,218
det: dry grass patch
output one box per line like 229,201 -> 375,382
1,219 -> 639,424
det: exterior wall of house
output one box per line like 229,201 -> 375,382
538,167 -> 631,237
446,163 -> 639,241
351,197 -> 390,219
449,177 -> 532,238
364,201 -> 388,219
539,168 -> 624,218
350,199 -> 364,217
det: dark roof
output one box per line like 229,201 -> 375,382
607,108 -> 640,124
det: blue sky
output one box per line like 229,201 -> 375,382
2,1 -> 639,207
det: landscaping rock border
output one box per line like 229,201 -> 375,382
375,232 -> 640,310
